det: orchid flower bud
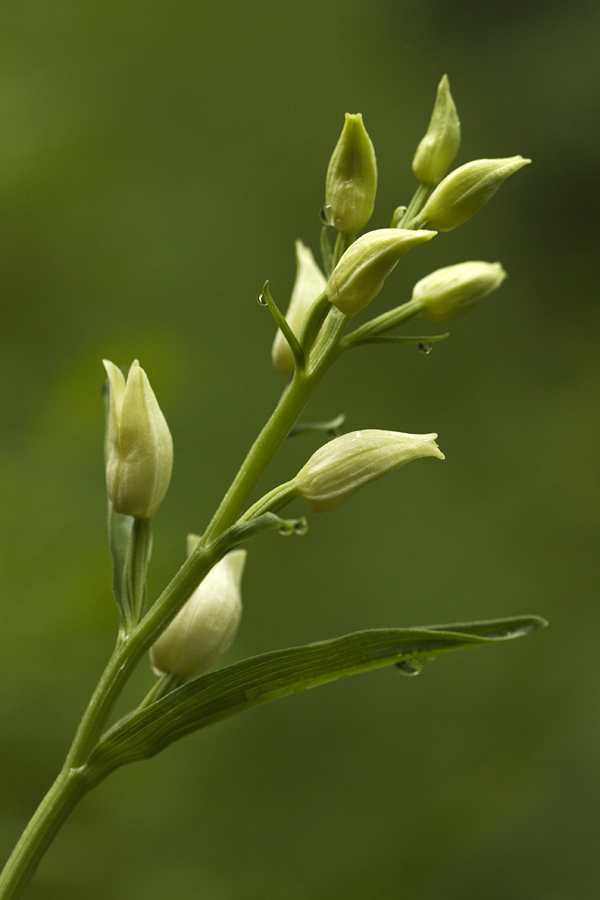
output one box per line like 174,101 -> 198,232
413,260 -> 507,322
295,429 -> 444,513
103,359 -> 173,519
326,228 -> 436,316
414,156 -> 531,232
272,241 -> 327,373
324,113 -> 378,233
412,74 -> 461,187
150,544 -> 246,682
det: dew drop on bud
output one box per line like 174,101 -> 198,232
418,341 -> 433,355
391,205 -> 407,227
257,293 -> 267,306
319,205 -> 333,225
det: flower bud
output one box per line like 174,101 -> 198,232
103,359 -> 173,519
295,429 -> 444,513
415,156 -> 530,231
272,241 -> 327,373
412,74 -> 461,186
150,546 -> 246,682
325,113 -> 378,233
414,261 -> 507,322
326,228 -> 436,316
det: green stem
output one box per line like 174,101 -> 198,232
239,480 -> 298,522
398,183 -> 433,229
0,539 -> 223,899
0,768 -> 90,900
299,292 -> 332,358
0,318 -> 348,898
137,671 -> 181,711
332,230 -> 354,265
202,360 -> 333,545
309,306 -> 348,371
343,297 -> 425,346
67,543 -> 221,771
0,237 -> 355,900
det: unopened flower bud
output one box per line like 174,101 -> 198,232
272,241 -> 326,373
415,156 -> 530,231
326,228 -> 436,316
414,261 -> 507,322
150,546 -> 246,682
325,113 -> 378,233
412,74 -> 461,186
103,359 -> 173,519
295,429 -> 444,513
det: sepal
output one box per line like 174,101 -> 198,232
149,546 -> 246,682
325,113 -> 378,233
326,228 -> 436,316
414,156 -> 530,232
295,429 -> 444,512
414,260 -> 507,322
412,74 -> 461,186
103,360 -> 173,519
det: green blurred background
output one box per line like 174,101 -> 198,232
1,1 -> 599,898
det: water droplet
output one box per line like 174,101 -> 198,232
395,658 -> 424,676
278,518 -> 308,537
319,205 -> 333,225
418,341 -> 433,355
326,413 -> 346,436
392,205 -> 407,227
257,292 -> 267,306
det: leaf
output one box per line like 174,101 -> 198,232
351,332 -> 450,347
289,413 -> 346,438
108,505 -> 134,622
108,509 -> 152,631
85,616 -> 546,782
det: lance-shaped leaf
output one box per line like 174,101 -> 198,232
85,616 -> 546,782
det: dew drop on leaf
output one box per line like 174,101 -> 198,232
257,293 -> 267,306
395,659 -> 424,676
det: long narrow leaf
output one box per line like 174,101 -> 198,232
86,616 -> 546,781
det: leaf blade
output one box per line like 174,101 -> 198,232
86,616 -> 546,781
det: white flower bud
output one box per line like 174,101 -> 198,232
150,547 -> 246,682
415,157 -> 531,232
295,430 -> 444,513
414,260 -> 507,322
412,74 -> 461,187
326,228 -> 436,316
272,241 -> 327,373
103,360 -> 173,519
325,113 -> 378,233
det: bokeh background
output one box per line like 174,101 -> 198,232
1,1 -> 599,898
